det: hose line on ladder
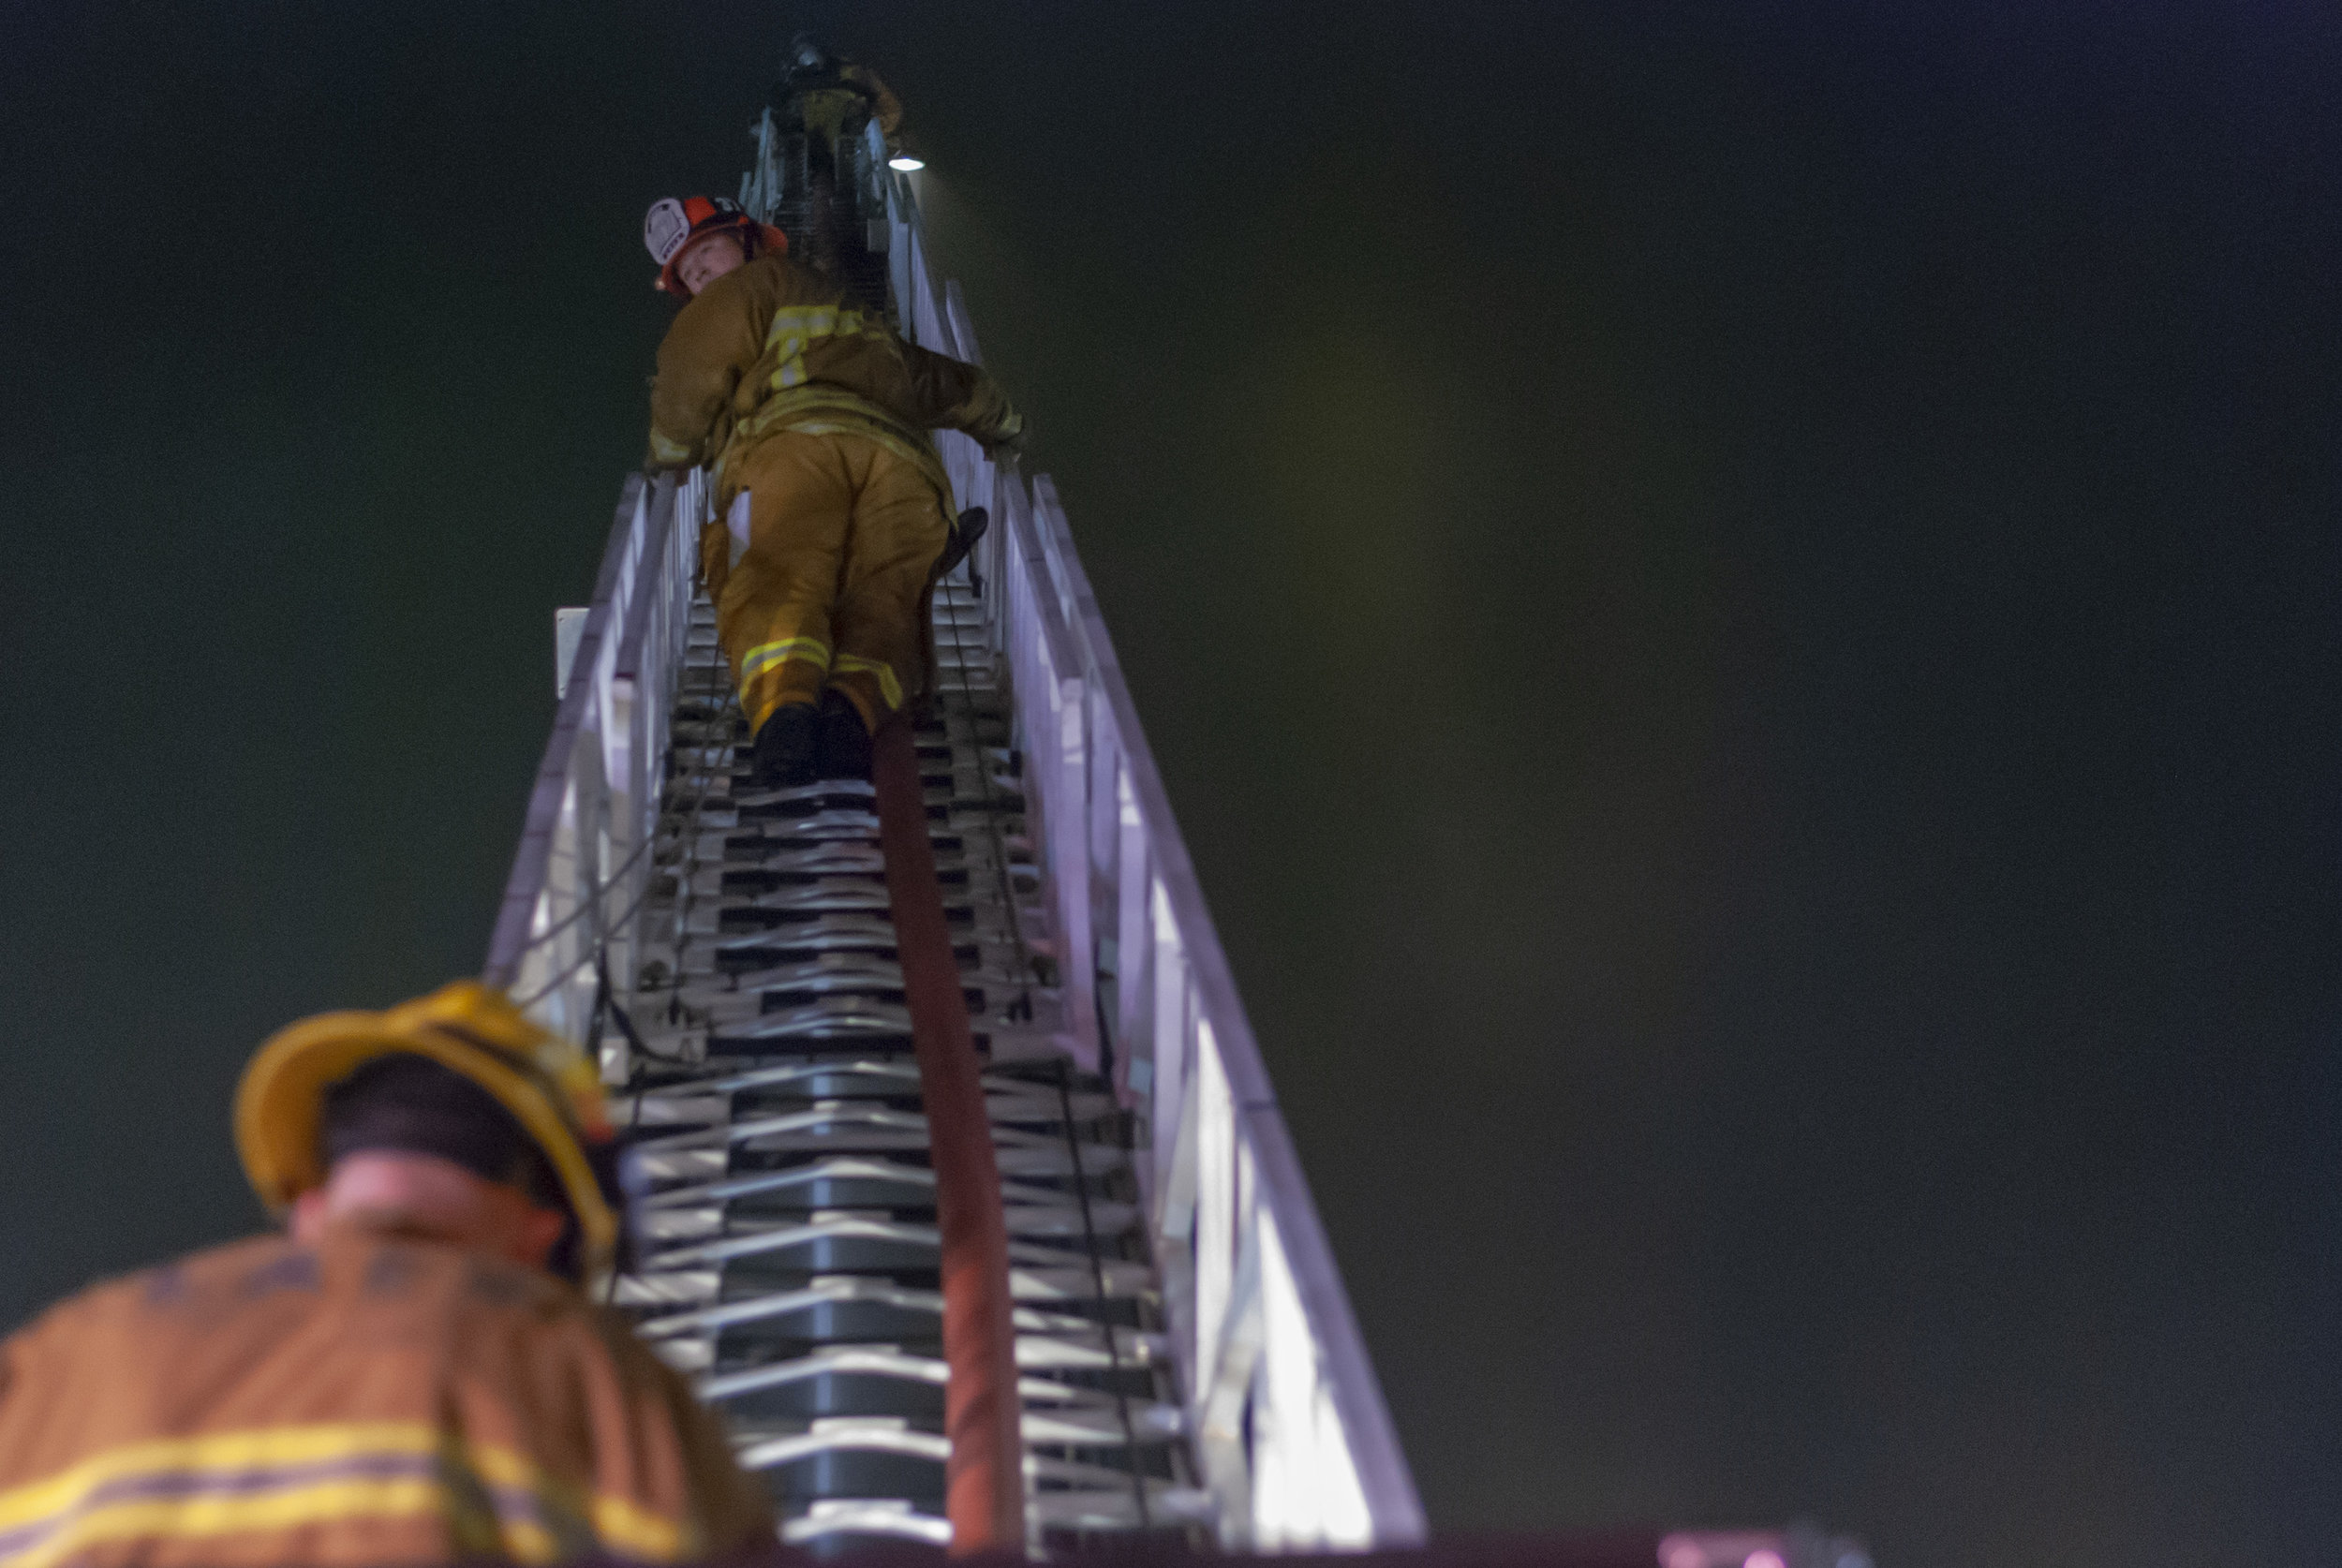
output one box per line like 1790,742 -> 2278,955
873,716 -> 1026,1554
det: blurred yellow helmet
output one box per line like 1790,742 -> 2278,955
235,980 -> 620,1278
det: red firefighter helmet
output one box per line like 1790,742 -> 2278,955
644,196 -> 788,296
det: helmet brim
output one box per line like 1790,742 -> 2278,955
234,984 -> 619,1279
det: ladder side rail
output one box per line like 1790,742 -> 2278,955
1025,478 -> 1084,657
882,148 -> 1423,1546
887,179 -> 918,336
980,459 -> 1009,648
942,281 -> 984,370
1085,680 -> 1124,988
530,554 -> 627,1039
603,473 -> 689,1040
1111,761 -> 1154,1114
883,152 -> 1005,637
1018,444 -> 1428,1549
995,479 -> 1098,1069
509,732 -> 600,1042
485,472 -> 689,1050
897,203 -> 956,361
896,180 -> 996,614
992,482 -> 1244,1522
744,110 -> 778,223
485,475 -> 648,996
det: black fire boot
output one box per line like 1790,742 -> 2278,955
750,703 -> 820,789
813,688 -> 875,783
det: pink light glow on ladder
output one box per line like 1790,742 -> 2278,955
1657,1531 -> 1791,1568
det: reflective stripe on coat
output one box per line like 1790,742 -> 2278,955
644,252 -> 1015,511
0,1229 -> 772,1567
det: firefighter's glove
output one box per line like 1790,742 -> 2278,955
981,408 -> 1028,463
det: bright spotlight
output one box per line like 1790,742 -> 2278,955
888,154 -> 925,172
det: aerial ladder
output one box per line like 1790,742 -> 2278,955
480,61 -> 1416,1559
478,52 -> 1869,1568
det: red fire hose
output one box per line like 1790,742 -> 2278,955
872,717 -> 1025,1553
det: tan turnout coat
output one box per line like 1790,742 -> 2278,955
645,251 -> 1015,510
645,250 -> 1017,734
0,1226 -> 772,1567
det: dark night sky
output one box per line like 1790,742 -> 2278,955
3,4 -> 2337,1564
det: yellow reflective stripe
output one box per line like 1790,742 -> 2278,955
648,430 -> 694,464
588,1494 -> 690,1561
9,1474 -> 450,1568
0,1423 -> 435,1531
0,1423 -> 689,1568
765,305 -> 876,393
763,304 -> 870,348
740,637 -> 830,681
466,1442 -> 687,1563
832,654 -> 903,710
720,387 -> 956,510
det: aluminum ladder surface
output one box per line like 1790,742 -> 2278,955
607,577 -> 1208,1553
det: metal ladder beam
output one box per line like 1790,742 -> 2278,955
607,584 -> 1204,1553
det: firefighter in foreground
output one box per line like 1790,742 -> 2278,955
643,195 -> 1022,786
0,983 -> 774,1566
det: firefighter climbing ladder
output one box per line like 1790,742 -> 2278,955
482,111 -> 1423,1555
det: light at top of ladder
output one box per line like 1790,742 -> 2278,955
888,153 -> 926,171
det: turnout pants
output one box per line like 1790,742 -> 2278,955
710,431 -> 950,737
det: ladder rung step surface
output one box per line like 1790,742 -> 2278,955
605,581 -> 1190,1548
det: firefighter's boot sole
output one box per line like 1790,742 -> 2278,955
750,703 -> 819,790
814,688 -> 874,783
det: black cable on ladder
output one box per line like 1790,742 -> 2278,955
1054,1058 -> 1152,1530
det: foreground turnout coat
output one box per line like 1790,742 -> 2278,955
0,1227 -> 773,1568
646,253 -> 1016,734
